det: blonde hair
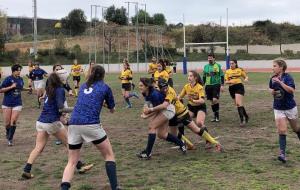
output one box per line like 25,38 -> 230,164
273,58 -> 287,72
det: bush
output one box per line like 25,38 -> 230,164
200,48 -> 206,53
38,49 -> 50,56
236,49 -> 247,54
192,48 -> 198,53
283,49 -> 294,56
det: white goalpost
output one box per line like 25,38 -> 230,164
182,8 -> 230,74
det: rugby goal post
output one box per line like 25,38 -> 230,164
183,8 -> 230,74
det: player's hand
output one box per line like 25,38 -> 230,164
144,107 -> 152,115
244,77 -> 249,82
39,96 -> 44,102
272,77 -> 281,84
10,83 -> 17,89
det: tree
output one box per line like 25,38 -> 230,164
152,13 -> 166,25
0,10 -> 7,53
104,6 -> 128,25
131,10 -> 151,24
61,9 -> 87,36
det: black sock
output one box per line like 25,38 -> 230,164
166,133 -> 184,147
212,104 -> 219,119
177,125 -> 185,139
8,126 -> 16,141
105,161 -> 118,190
241,106 -> 248,119
5,125 -> 10,139
60,182 -> 71,190
76,160 -> 84,170
296,131 -> 300,141
237,107 -> 244,122
279,134 -> 286,155
145,133 -> 156,155
23,163 -> 32,173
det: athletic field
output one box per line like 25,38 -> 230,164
0,72 -> 300,190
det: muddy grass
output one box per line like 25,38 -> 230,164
0,72 -> 300,190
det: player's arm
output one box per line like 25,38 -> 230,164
272,77 -> 295,94
178,87 -> 186,100
145,100 -> 170,114
0,79 -> 16,93
105,86 -> 116,113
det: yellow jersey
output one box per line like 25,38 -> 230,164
71,64 -> 82,77
148,63 -> 158,74
166,66 -> 172,78
179,83 -> 205,106
165,87 -> 188,117
120,69 -> 133,84
153,70 -> 169,82
225,68 -> 247,85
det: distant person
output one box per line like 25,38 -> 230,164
164,59 -> 174,87
26,60 -> 34,94
153,59 -> 169,88
119,59 -> 139,108
29,62 -> 48,108
202,53 -> 224,122
148,57 -> 158,78
0,64 -> 30,146
269,59 -> 300,163
71,59 -> 83,97
225,59 -> 249,127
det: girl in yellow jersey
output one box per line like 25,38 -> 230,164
158,79 -> 223,152
153,59 -> 169,87
71,59 -> 83,97
178,71 -> 213,149
165,59 -> 174,87
225,59 -> 249,127
148,57 -> 158,78
119,59 -> 139,108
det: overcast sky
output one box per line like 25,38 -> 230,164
1,0 -> 300,25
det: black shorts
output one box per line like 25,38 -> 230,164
73,76 -> 81,83
187,104 -> 207,116
168,78 -> 174,87
169,112 -> 192,127
229,83 -> 245,99
122,83 -> 132,91
205,84 -> 221,101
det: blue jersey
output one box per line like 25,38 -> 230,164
70,81 -> 115,125
144,88 -> 165,107
269,73 -> 296,110
29,68 -> 47,81
1,76 -> 24,107
38,87 -> 65,123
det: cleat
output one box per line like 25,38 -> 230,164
8,140 -> 13,146
55,140 -> 62,145
215,143 -> 223,153
22,172 -> 34,179
125,105 -> 132,109
78,163 -> 94,174
136,150 -> 151,159
179,144 -> 187,154
211,117 -> 220,122
278,153 -> 286,163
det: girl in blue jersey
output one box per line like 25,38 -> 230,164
269,59 -> 300,163
60,65 -> 120,190
137,77 -> 186,159
29,63 -> 48,108
0,64 -> 27,146
21,73 -> 72,179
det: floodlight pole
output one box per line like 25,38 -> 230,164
125,2 -> 130,60
33,0 -> 38,60
140,3 -> 147,65
226,8 -> 230,69
183,14 -> 187,74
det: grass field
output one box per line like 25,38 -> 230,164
0,72 -> 300,190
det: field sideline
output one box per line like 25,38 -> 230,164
0,72 -> 300,190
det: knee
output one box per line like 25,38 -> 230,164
157,131 -> 166,139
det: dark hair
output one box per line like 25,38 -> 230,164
208,53 -> 215,58
140,77 -> 154,91
158,59 -> 166,70
46,73 -> 63,100
86,65 -> 105,88
53,64 -> 63,71
123,60 -> 130,68
189,70 -> 204,85
273,59 -> 287,72
231,59 -> 239,68
11,64 -> 22,72
164,59 -> 171,66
